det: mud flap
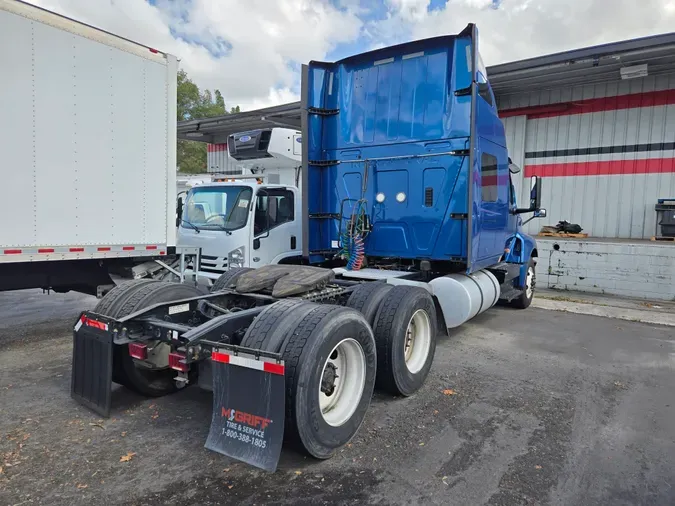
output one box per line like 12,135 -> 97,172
205,349 -> 285,472
71,314 -> 113,417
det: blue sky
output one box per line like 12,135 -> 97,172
33,0 -> 675,110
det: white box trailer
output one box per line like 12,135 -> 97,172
0,0 -> 179,295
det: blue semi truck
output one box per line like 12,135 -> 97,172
71,24 -> 546,472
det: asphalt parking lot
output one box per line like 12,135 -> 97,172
1,290 -> 674,506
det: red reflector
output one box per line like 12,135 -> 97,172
83,316 -> 108,331
146,245 -> 157,250
70,247 -> 84,252
149,48 -> 159,53
38,248 -> 54,253
211,351 -> 230,364
264,362 -> 285,375
159,251 -> 166,255
98,247 -> 111,252
4,249 -> 22,254
169,352 -> 188,372
128,343 -> 148,360
123,246 -> 135,251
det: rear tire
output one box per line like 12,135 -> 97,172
210,268 -> 254,292
240,299 -> 317,352
511,260 -> 535,309
372,285 -> 437,396
283,306 -> 376,459
96,281 -> 202,397
345,282 -> 393,327
244,304 -> 377,459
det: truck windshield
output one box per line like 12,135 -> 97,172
183,186 -> 252,231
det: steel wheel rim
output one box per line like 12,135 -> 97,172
318,338 -> 366,427
404,309 -> 431,374
526,266 -> 535,298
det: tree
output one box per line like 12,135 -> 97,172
177,69 -> 239,173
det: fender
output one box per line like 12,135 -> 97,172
503,232 -> 538,289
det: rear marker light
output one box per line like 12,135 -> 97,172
38,248 -> 55,253
149,48 -> 159,54
81,315 -> 108,331
123,246 -> 135,251
70,247 -> 84,252
169,352 -> 188,372
98,247 -> 111,252
146,245 -> 157,250
4,249 -> 21,254
128,343 -> 148,360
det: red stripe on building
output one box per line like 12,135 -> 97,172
500,89 -> 675,119
207,143 -> 227,153
525,158 -> 675,178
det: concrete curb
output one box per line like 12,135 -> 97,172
532,298 -> 675,327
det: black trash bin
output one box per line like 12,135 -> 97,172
655,199 -> 675,237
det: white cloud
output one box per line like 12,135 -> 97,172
25,0 -> 675,112
28,0 -> 361,111
382,0 -> 675,67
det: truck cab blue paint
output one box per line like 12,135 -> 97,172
304,25 -> 537,274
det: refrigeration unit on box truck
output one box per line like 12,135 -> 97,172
0,0 -> 179,296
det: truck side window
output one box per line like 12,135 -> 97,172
477,71 -> 493,107
481,153 -> 499,203
254,189 -> 295,236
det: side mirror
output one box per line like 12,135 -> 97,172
508,157 -> 521,174
529,175 -> 542,210
253,238 -> 261,250
176,196 -> 183,227
535,208 -> 547,218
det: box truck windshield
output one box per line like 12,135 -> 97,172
183,186 -> 252,231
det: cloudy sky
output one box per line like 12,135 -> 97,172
29,0 -> 675,111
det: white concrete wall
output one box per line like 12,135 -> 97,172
536,239 -> 675,301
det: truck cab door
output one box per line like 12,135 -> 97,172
250,187 -> 302,265
474,139 -> 510,267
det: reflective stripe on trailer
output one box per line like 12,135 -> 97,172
0,245 -> 168,260
212,351 -> 285,376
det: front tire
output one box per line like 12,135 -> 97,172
511,259 -> 535,309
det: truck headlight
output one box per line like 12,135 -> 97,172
227,247 -> 245,268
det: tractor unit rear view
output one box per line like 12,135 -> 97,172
71,25 -> 547,472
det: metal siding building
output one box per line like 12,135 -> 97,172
491,34 -> 675,239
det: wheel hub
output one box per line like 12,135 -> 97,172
318,338 -> 367,427
321,362 -> 339,396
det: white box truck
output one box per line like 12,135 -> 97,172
0,0 -> 181,296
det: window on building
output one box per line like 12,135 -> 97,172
481,153 -> 499,203
254,189 -> 295,236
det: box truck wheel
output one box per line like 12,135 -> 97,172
98,282 -> 202,397
279,305 -> 376,459
345,282 -> 393,327
210,268 -> 254,292
373,286 -> 437,396
511,259 -> 536,309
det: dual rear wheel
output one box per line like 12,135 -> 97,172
239,283 -> 438,459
